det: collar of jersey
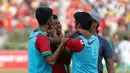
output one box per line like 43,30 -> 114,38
36,28 -> 48,35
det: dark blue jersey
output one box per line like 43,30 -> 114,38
97,35 -> 112,73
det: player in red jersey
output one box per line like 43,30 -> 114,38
48,14 -> 71,73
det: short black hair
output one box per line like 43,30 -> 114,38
53,14 -> 58,19
74,12 -> 93,30
35,7 -> 52,26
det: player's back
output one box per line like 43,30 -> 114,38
72,35 -> 100,73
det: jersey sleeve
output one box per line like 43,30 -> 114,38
66,38 -> 85,52
36,34 -> 52,57
102,39 -> 112,59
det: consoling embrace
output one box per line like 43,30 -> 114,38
28,7 -> 115,73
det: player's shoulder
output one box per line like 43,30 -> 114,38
74,35 -> 83,40
119,40 -> 127,45
77,35 -> 98,42
91,35 -> 99,41
36,34 -> 48,40
97,34 -> 109,43
90,35 -> 100,46
72,35 -> 85,44
97,35 -> 106,41
73,36 -> 84,42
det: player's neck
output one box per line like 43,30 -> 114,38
39,25 -> 48,33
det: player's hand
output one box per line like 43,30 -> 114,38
61,35 -> 70,44
48,26 -> 57,37
76,28 -> 92,39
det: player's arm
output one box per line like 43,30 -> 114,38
46,36 -> 70,66
65,28 -> 92,38
66,37 -> 85,52
45,42 -> 66,66
65,30 -> 77,38
49,37 -> 61,45
63,38 -> 84,65
103,39 -> 115,73
36,35 -> 69,66
105,59 -> 115,73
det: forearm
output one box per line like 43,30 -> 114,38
47,43 -> 64,66
53,33 -> 59,38
107,65 -> 115,73
49,37 -> 61,45
105,59 -> 115,73
65,30 -> 77,38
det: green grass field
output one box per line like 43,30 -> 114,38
0,70 -> 130,73
104,69 -> 130,73
0,70 -> 28,73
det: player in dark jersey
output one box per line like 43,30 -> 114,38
81,11 -> 115,73
87,11 -> 115,73
48,14 -> 91,73
97,33 -> 115,73
96,27 -> 115,73
48,14 -> 71,73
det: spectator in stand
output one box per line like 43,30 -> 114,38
0,12 -> 5,36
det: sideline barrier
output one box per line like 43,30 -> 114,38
0,50 -> 28,70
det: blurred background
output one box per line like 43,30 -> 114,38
0,0 -> 130,73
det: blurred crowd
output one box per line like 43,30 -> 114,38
0,0 -> 40,35
0,0 -> 130,66
0,0 -> 130,35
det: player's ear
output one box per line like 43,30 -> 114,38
78,23 -> 81,28
47,20 -> 52,29
47,19 -> 51,25
93,22 -> 98,27
75,23 -> 81,29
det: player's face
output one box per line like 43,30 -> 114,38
114,34 -> 119,41
89,21 -> 98,34
54,19 -> 62,35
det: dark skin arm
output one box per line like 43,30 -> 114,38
105,58 -> 115,73
45,43 -> 64,66
45,36 -> 70,66
48,25 -> 71,65
48,31 -> 71,65
45,19 -> 66,66
49,38 -> 61,45
65,28 -> 92,38
49,27 -> 91,44
65,30 -> 77,38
